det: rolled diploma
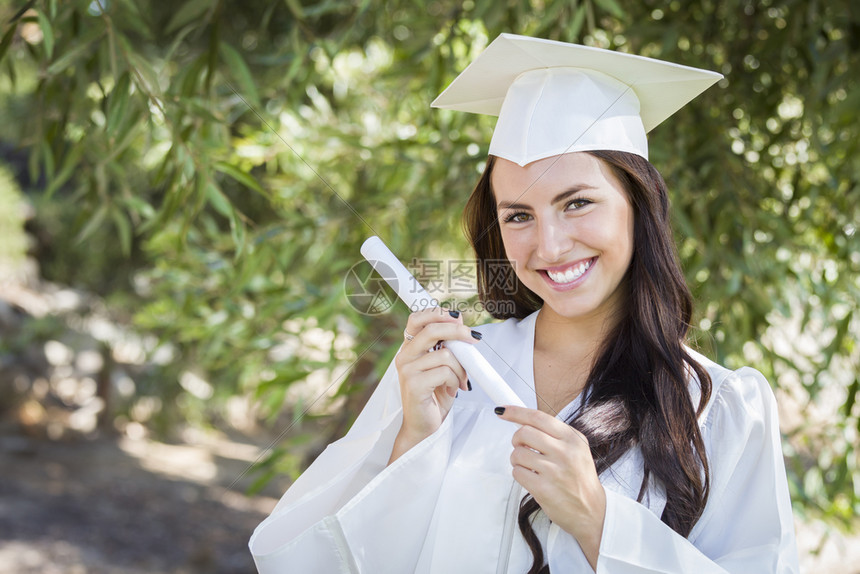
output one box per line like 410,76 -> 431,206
361,236 -> 526,408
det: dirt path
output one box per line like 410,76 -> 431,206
0,432 -> 286,574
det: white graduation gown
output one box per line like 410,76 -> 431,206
249,311 -> 799,573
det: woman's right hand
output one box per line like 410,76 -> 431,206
388,308 -> 480,464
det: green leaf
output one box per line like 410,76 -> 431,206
106,72 -> 131,135
178,54 -> 207,97
165,0 -> 215,34
113,0 -> 154,40
822,311 -> 853,360
8,1 -> 36,24
121,196 -> 156,220
214,161 -> 266,196
231,214 -> 246,260
844,379 -> 859,418
46,31 -> 101,75
283,0 -> 305,19
5,54 -> 17,87
45,146 -> 84,199
206,181 -> 234,219
37,10 -> 54,60
40,140 -> 55,180
0,22 -> 20,65
75,203 -> 109,244
163,19 -> 199,63
126,50 -> 161,95
245,467 -> 277,496
218,41 -> 260,107
111,207 -> 132,256
569,5 -> 587,39
180,96 -> 224,123
593,0 -> 625,19
103,120 -> 143,163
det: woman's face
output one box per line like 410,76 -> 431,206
491,152 -> 635,325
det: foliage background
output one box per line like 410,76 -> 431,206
0,0 -> 857,543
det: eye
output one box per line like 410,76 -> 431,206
565,197 -> 593,211
502,211 -> 531,223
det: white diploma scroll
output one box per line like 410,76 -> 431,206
361,236 -> 526,408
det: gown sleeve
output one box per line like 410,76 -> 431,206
248,356 -> 458,574
548,367 -> 799,573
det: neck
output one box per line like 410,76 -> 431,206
534,305 -> 621,366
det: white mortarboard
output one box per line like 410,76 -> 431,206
431,33 -> 723,164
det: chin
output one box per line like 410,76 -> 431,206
536,289 -> 623,324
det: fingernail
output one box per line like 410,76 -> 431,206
448,310 -> 460,318
456,391 -> 459,399
471,330 -> 482,340
494,406 -> 505,415
467,380 -> 472,391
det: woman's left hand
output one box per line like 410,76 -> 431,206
495,405 -> 606,570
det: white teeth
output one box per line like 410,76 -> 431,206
547,260 -> 591,284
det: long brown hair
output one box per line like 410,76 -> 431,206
463,152 -> 712,573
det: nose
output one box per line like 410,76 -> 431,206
535,218 -> 574,263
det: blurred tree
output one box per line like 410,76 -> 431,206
0,0 -> 856,525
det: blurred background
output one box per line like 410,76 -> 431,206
0,0 -> 857,572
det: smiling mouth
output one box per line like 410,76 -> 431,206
542,258 -> 596,285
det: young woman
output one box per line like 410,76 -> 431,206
250,34 -> 799,573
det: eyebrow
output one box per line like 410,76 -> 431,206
496,185 -> 598,211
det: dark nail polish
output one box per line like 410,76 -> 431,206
448,310 -> 460,318
494,406 -> 505,415
471,330 -> 483,340
456,391 -> 459,399
467,380 -> 472,391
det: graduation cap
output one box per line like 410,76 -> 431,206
431,33 -> 723,164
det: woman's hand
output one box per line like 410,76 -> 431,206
495,405 -> 606,571
389,308 -> 480,464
